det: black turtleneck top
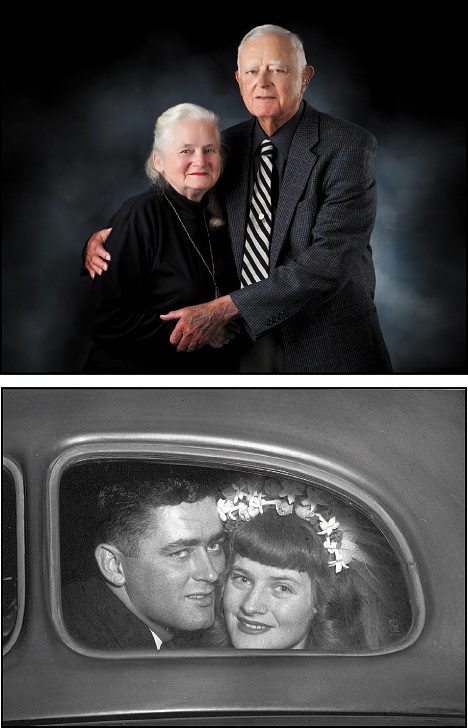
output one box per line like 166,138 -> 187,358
84,184 -> 240,373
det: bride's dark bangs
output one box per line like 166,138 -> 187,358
230,508 -> 326,574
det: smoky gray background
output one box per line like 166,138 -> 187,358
2,15 -> 465,373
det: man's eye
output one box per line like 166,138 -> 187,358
231,573 -> 250,585
208,540 -> 224,552
170,549 -> 189,559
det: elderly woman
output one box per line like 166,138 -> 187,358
82,103 -> 240,373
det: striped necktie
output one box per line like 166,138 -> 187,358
240,139 -> 275,287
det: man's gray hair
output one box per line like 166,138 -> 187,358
237,24 -> 307,70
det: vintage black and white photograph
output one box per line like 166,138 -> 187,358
2,387 -> 465,725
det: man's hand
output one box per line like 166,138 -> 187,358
160,295 -> 241,352
86,228 -> 112,279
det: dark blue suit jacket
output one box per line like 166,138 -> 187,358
218,102 -> 393,373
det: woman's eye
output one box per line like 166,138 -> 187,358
273,584 -> 292,594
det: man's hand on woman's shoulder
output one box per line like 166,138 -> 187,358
86,228 -> 112,279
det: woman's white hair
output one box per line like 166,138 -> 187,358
145,102 -> 225,228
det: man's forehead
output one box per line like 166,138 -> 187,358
239,41 -> 295,69
135,500 -> 223,552
152,497 -> 222,533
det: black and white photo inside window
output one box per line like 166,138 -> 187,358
57,459 -> 414,653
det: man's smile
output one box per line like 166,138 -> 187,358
187,590 -> 214,607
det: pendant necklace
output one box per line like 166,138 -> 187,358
164,194 -> 220,299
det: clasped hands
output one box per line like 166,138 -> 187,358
160,297 -> 240,352
86,230 -> 240,352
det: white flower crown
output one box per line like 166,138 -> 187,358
217,476 -> 360,573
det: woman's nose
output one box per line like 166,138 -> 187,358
192,150 -> 206,165
241,587 -> 267,614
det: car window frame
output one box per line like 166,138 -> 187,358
49,438 -> 426,658
2,457 -> 26,656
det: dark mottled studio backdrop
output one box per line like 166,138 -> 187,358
2,15 -> 465,373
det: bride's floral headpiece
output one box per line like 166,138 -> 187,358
217,476 -> 362,574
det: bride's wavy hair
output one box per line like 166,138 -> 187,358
204,507 -> 366,650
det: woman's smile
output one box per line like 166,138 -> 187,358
223,555 -> 314,649
236,616 -> 273,634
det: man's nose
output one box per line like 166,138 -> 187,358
257,69 -> 271,85
192,549 -> 221,582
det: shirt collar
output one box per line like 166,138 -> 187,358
253,100 -> 305,157
150,629 -> 163,650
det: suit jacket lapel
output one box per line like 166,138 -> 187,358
224,106 -> 320,274
269,105 -> 319,269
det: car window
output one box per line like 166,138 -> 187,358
2,460 -> 25,653
57,458 -> 418,654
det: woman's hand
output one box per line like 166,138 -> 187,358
207,322 -> 241,349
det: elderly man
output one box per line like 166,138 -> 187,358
84,24 -> 392,373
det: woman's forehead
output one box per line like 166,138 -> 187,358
232,555 -> 310,585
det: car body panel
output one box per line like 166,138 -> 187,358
2,388 -> 465,725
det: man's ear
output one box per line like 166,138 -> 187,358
94,543 -> 126,586
301,65 -> 314,92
